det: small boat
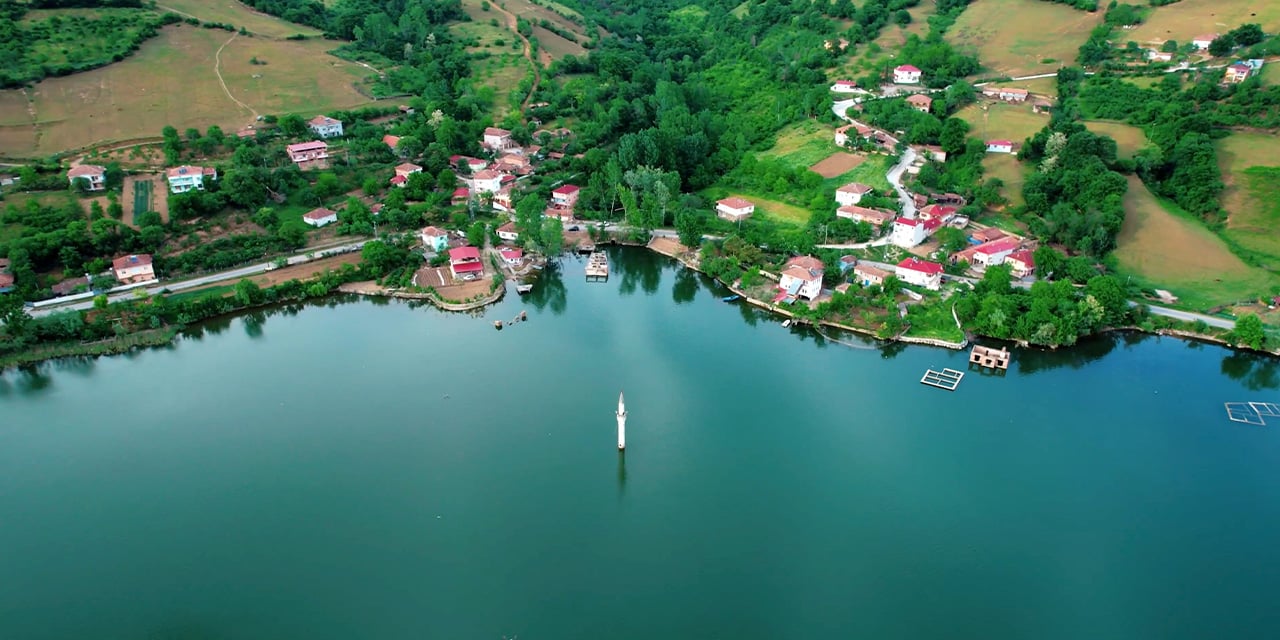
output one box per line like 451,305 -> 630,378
516,284 -> 533,294
722,295 -> 740,302
782,319 -> 792,328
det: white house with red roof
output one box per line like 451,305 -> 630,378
166,165 -> 217,194
776,255 -> 825,301
472,169 -> 504,194
450,155 -> 488,173
831,80 -> 859,93
308,115 -> 344,138
986,140 -> 1015,154
837,205 -> 895,228
286,141 -> 329,168
1192,34 -> 1218,50
543,206 -> 573,223
891,217 -> 941,248
451,187 -> 470,206
421,226 -> 450,251
67,165 -> 106,191
1225,62 -> 1254,83
1147,50 -> 1174,62
391,162 -> 423,188
499,247 -> 523,266
717,197 -> 755,221
835,182 -> 873,206
918,204 -> 958,223
383,134 -> 401,152
971,237 -> 1021,268
491,187 -> 515,212
112,254 -> 155,284
1006,249 -> 1035,278
482,127 -> 514,151
551,184 -> 580,208
854,263 -> 891,288
982,87 -> 1029,102
906,94 -> 933,113
497,221 -> 519,242
893,64 -> 922,84
302,207 -> 338,227
896,257 -> 943,290
448,246 -> 484,279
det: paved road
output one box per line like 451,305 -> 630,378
886,146 -> 918,218
1138,302 -> 1235,329
29,241 -> 369,317
816,236 -> 893,250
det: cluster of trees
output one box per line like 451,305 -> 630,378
1018,124 -> 1127,255
1032,0 -> 1100,10
0,1 -> 180,87
1208,23 -> 1265,57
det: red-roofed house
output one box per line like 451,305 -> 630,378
896,257 -> 943,290
302,207 -> 338,227
906,94 -> 933,113
986,140 -> 1015,154
970,227 -> 1007,244
972,237 -> 1021,268
1225,62 -> 1254,83
497,221 -> 519,242
832,79 -> 858,93
717,197 -> 755,221
1192,34 -> 1218,50
391,162 -> 422,188
543,206 -> 573,223
0,272 -> 13,292
854,263 -> 891,288
421,226 -> 449,251
918,204 -> 958,223
308,115 -> 344,138
112,254 -> 155,284
1006,249 -> 1036,278
837,205 -> 895,228
67,165 -> 106,191
499,247 -> 523,266
835,182 -> 873,206
166,165 -> 217,193
383,135 -> 403,155
448,246 -> 484,279
982,87 -> 1029,102
472,169 -> 503,194
890,217 -> 941,248
451,187 -> 470,206
286,141 -> 329,169
777,255 -> 825,301
552,184 -> 581,208
492,187 -> 515,212
450,155 -> 488,173
482,127 -> 514,151
893,64 -> 922,84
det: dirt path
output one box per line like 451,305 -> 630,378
214,33 -> 260,122
489,2 -> 541,112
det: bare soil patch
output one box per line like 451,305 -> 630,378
809,152 -> 866,178
122,174 -> 169,227
249,253 -> 362,287
415,264 -> 492,301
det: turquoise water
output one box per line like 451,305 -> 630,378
3,248 -> 1280,639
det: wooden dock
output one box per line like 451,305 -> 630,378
578,242 -> 596,254
585,252 -> 609,280
969,345 -> 1010,370
921,368 -> 964,391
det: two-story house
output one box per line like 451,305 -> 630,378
67,165 -> 107,191
896,257 -> 943,290
166,165 -> 217,193
776,255 -> 825,302
112,254 -> 155,284
308,115 -> 344,138
893,64 -> 922,84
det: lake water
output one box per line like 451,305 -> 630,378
4,248 -> 1280,640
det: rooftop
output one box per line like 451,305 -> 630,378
718,197 -> 754,209
898,257 -> 942,275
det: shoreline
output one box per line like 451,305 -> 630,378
337,280 -> 506,311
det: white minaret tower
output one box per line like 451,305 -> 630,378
616,391 -> 627,451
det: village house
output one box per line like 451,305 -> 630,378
551,184 -> 581,209
776,255 -> 825,302
451,187 -> 470,206
383,135 -> 404,156
1192,34 -> 1218,50
835,182 -> 874,206
1225,62 -> 1254,84
497,221 -> 519,242
390,162 -> 423,188
916,144 -> 947,162
421,226 -> 450,251
982,87 -> 1029,102
853,263 -> 891,288
831,79 -> 858,93
834,123 -> 853,147
890,217 -> 941,248
893,64 -> 922,84
472,169 -> 504,194
716,197 -> 755,221
492,153 -> 533,175
906,94 -> 933,113
918,204 -> 958,223
449,155 -> 488,174
112,254 -> 155,284
543,205 -> 573,223
286,141 -> 329,169
1146,50 -> 1173,63
970,237 -> 1021,268
492,187 -> 515,212
969,227 -> 1007,244
0,272 -> 13,293
166,165 -> 217,194
1006,249 -> 1036,278
838,255 -> 858,273
837,205 -> 895,228
302,207 -> 338,227
308,115 -> 344,138
499,247 -> 523,266
482,127 -> 515,152
448,246 -> 484,279
896,257 -> 943,290
986,140 -> 1015,154
67,165 -> 106,191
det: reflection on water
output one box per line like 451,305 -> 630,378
1015,333 -> 1119,374
671,266 -> 699,305
1221,350 -> 1280,392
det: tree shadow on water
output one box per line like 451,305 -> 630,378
672,267 -> 699,305
1221,350 -> 1279,393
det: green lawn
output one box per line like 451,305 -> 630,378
759,120 -> 839,167
1084,120 -> 1150,159
821,154 -> 894,194
722,192 -> 812,225
164,284 -> 236,303
957,102 -> 1047,145
981,153 -> 1028,208
1219,132 -> 1280,270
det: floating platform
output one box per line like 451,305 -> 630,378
579,243 -> 596,254
969,345 -> 1011,370
516,283 -> 533,294
921,368 -> 964,391
585,252 -> 609,280
1225,402 -> 1280,425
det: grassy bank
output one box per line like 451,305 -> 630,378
0,328 -> 179,370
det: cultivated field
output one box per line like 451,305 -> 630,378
809,152 -> 865,178
981,153 -> 1027,208
1262,64 -> 1280,86
458,0 -> 588,61
957,102 -> 1047,144
0,26 -> 372,157
122,174 -> 169,226
948,0 -> 1103,77
980,76 -> 1058,99
1218,132 -> 1280,268
1126,0 -> 1280,48
154,0 -> 322,38
1114,176 -> 1278,309
1084,120 -> 1150,159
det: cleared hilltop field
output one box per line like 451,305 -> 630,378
1125,0 -> 1280,47
157,0 -> 322,38
1218,133 -> 1280,270
948,0 -> 1103,77
0,26 -> 372,157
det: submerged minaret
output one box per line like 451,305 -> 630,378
616,391 -> 627,451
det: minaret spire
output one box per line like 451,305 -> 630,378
616,391 -> 627,451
